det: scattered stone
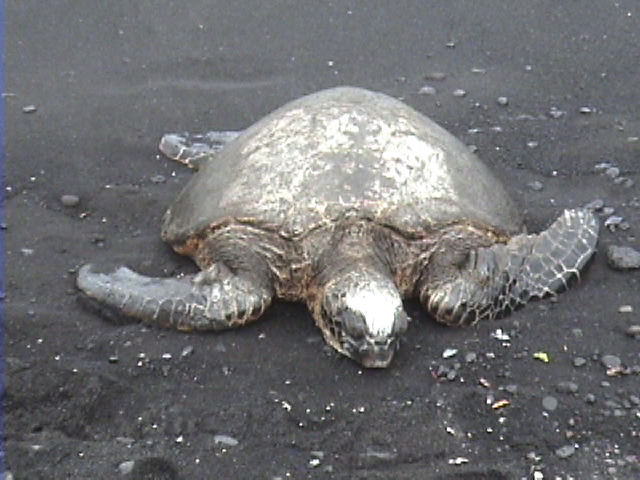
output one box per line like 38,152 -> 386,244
505,384 -> 518,394
602,206 -> 616,216
573,357 -> 587,367
60,194 -> 80,207
442,348 -> 458,359
584,199 -> 605,211
605,167 -> 621,178
424,71 -> 447,81
150,174 -> 167,184
180,345 -> 195,358
625,325 -> 640,337
362,446 -> 398,462
491,328 -> 510,341
621,178 -> 634,188
115,436 -> 135,445
452,88 -> 467,97
606,246 -> 640,270
214,434 -> 239,447
418,85 -> 437,95
601,355 -> 622,369
578,106 -> 594,114
465,352 -> 477,363
527,180 -> 544,191
555,444 -> 576,458
584,393 -> 596,404
22,105 -> 37,113
594,162 -> 612,172
556,381 -> 579,394
20,248 -> 34,257
604,215 -> 624,231
118,460 -> 135,475
497,96 -> 509,106
542,395 -> 558,411
548,107 -> 566,119
618,305 -> 634,313
108,355 -> 119,364
526,141 -> 539,149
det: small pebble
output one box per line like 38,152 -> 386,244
465,352 -> 477,363
606,246 -> 640,270
555,444 -> 576,458
618,305 -> 634,313
452,89 -> 467,97
22,105 -> 37,113
442,348 -> 458,359
118,460 -> 135,475
542,395 -> 558,411
214,434 -> 239,447
526,141 -> 539,149
497,96 -> 509,106
548,107 -> 566,119
573,357 -> 587,367
584,199 -> 604,211
505,384 -> 518,394
424,71 -> 447,81
181,345 -> 195,358
617,177 -> 634,188
528,180 -> 544,191
625,325 -> 640,337
594,162 -> 612,171
578,106 -> 594,114
150,174 -> 166,184
605,167 -> 620,178
604,215 -> 624,230
556,381 -> 579,394
601,355 -> 622,369
418,85 -> 437,95
60,194 -> 80,207
362,446 -> 398,461
584,393 -> 596,404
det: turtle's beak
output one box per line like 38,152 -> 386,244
350,338 -> 399,368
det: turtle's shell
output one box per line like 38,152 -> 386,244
162,87 -> 521,246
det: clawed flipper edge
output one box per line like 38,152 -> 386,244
76,264 -> 273,331
423,208 -> 599,326
159,131 -> 241,169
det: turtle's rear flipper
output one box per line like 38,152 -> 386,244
159,131 -> 242,169
77,264 -> 273,331
422,209 -> 599,326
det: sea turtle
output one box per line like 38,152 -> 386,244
77,86 -> 599,368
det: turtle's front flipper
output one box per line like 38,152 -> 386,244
159,131 -> 242,169
419,209 -> 599,326
77,263 -> 273,331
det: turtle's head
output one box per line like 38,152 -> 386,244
315,269 -> 408,368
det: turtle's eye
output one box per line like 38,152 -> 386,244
338,310 -> 367,340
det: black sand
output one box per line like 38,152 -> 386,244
5,2 -> 640,478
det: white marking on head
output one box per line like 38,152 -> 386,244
345,285 -> 402,338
